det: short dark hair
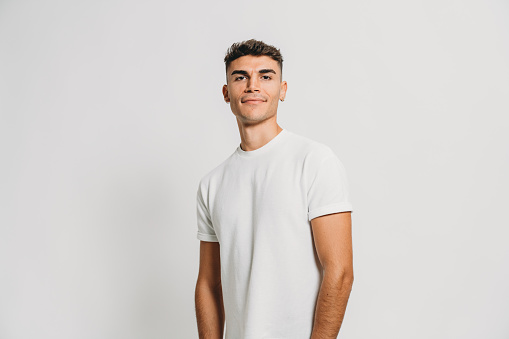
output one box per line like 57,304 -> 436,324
224,39 -> 284,81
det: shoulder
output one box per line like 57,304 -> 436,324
285,130 -> 338,162
283,131 -> 348,185
197,151 -> 236,193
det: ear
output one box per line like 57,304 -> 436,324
280,81 -> 287,101
222,84 -> 230,103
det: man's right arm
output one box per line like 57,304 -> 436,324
195,240 -> 224,339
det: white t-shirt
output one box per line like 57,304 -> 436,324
196,128 -> 353,339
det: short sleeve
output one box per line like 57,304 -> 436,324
307,155 -> 353,221
196,183 -> 219,242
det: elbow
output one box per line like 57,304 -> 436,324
346,272 -> 354,288
341,269 -> 354,288
324,266 -> 354,287
341,272 -> 354,294
196,276 -> 222,292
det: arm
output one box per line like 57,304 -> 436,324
195,240 -> 225,339
310,211 -> 354,339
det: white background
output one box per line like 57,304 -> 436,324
1,0 -> 508,338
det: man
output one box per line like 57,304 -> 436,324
195,39 -> 354,339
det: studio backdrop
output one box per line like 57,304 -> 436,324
1,0 -> 508,338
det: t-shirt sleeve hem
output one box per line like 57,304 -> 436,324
308,202 -> 353,221
197,231 -> 219,242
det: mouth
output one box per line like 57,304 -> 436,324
243,99 -> 265,104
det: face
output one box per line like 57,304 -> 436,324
223,55 -> 287,124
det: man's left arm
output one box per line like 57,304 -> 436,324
310,211 -> 354,339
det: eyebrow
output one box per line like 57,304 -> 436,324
230,69 -> 277,76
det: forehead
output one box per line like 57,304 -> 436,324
228,55 -> 279,73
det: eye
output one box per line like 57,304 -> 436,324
235,76 -> 246,81
262,75 -> 272,80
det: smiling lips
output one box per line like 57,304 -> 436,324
242,97 -> 266,104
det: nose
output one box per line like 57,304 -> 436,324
245,76 -> 260,92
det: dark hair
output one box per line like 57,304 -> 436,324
224,39 -> 284,81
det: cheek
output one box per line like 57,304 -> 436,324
269,84 -> 281,95
229,87 -> 243,99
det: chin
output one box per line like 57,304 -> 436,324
238,112 -> 267,122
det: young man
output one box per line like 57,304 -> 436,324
195,39 -> 354,339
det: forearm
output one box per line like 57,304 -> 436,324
310,270 -> 354,339
195,281 -> 225,339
